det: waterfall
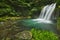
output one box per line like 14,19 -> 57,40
44,3 -> 56,20
39,5 -> 49,19
46,3 -> 56,20
33,3 -> 56,23
39,3 -> 56,20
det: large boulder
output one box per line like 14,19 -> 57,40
15,31 -> 32,40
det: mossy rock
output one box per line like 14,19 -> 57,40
15,31 -> 32,40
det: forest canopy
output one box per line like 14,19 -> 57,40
0,0 -> 60,18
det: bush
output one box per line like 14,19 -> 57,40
30,29 -> 59,40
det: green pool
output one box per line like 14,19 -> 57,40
16,19 -> 57,33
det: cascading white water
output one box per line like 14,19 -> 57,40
44,3 -> 56,20
44,4 -> 54,20
33,3 -> 56,23
46,3 -> 56,20
39,5 -> 49,18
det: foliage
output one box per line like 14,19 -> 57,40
30,29 -> 59,40
57,18 -> 60,33
0,17 -> 21,22
0,0 -> 59,18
